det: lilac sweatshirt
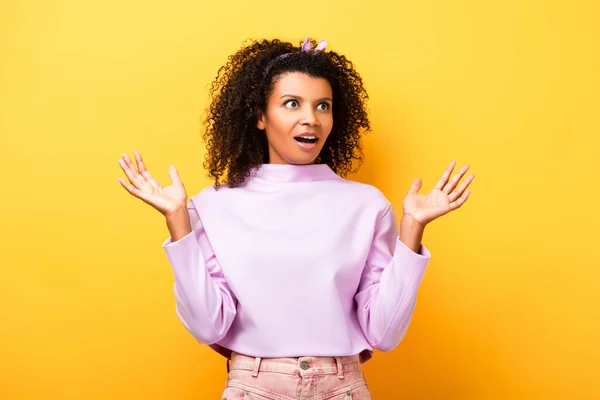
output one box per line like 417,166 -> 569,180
162,163 -> 430,362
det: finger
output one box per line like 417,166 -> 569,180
117,177 -> 152,203
133,150 -> 146,173
122,152 -> 153,189
408,177 -> 422,194
168,165 -> 184,187
449,190 -> 471,211
433,160 -> 456,191
134,150 -> 160,189
443,165 -> 470,194
122,153 -> 138,172
118,157 -> 143,188
449,174 -> 475,202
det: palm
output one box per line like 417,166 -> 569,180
403,189 -> 451,222
118,151 -> 188,216
402,161 -> 475,226
140,179 -> 187,213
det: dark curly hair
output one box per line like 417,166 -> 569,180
202,38 -> 371,188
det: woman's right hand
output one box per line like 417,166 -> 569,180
117,150 -> 189,217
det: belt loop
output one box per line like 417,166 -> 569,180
335,357 -> 344,379
252,357 -> 262,377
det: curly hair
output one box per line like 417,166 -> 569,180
202,38 -> 371,188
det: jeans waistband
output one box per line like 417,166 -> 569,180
227,352 -> 362,379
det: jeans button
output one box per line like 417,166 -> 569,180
300,361 -> 309,370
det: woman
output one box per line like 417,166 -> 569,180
118,37 -> 474,399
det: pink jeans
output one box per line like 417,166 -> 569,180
221,352 -> 372,399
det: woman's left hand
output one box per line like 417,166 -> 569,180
402,161 -> 475,227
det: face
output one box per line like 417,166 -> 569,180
257,72 -> 333,165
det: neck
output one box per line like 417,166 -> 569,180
251,163 -> 340,182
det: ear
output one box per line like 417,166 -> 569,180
256,113 -> 266,130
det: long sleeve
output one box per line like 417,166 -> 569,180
162,199 -> 237,344
354,204 -> 430,351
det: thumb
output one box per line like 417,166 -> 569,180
167,165 -> 183,186
408,178 -> 422,194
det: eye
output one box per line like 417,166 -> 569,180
284,100 -> 299,108
317,102 -> 331,111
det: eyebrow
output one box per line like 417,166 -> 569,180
280,94 -> 333,102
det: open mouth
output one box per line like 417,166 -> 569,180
294,136 -> 318,144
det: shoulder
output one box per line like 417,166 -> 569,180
335,179 -> 392,216
188,184 -> 231,208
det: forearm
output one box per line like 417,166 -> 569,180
166,206 -> 192,242
399,214 -> 425,253
163,228 -> 237,344
355,231 -> 430,350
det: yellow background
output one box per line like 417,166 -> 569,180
1,0 -> 598,398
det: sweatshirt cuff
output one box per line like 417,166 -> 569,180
162,229 -> 196,249
394,237 -> 431,270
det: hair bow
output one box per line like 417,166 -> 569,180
301,37 -> 327,52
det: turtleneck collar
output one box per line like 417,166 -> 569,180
251,163 -> 341,182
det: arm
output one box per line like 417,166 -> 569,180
399,213 -> 425,254
354,204 -> 430,351
117,152 -> 237,343
162,199 -> 237,344
355,160 -> 473,350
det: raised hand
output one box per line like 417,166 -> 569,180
117,150 -> 188,217
402,160 -> 474,227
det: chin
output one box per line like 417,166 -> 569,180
287,151 -> 323,165
269,144 -> 325,165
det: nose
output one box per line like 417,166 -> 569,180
300,107 -> 319,126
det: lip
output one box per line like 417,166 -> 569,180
295,140 -> 318,151
294,132 -> 319,139
293,132 -> 319,151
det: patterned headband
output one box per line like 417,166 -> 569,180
263,37 -> 328,76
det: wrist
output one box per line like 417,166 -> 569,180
400,212 -> 425,230
166,206 -> 192,242
165,204 -> 188,219
399,213 -> 425,254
